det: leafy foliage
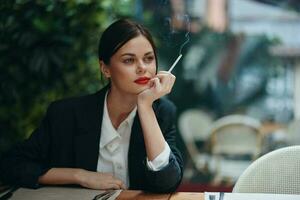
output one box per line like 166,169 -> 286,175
0,0 -> 134,153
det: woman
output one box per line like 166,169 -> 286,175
0,19 -> 183,193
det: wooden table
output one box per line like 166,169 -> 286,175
116,190 -> 169,200
169,192 -> 204,200
1,187 -> 204,200
117,190 -> 204,200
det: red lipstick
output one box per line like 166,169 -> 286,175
134,77 -> 150,85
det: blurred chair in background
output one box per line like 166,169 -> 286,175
287,119 -> 300,145
208,114 -> 262,185
233,145 -> 300,194
178,109 -> 214,180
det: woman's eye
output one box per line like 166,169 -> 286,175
123,58 -> 134,64
144,56 -> 154,63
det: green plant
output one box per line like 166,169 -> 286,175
0,0 -> 134,153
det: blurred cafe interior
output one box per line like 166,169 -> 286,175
161,0 -> 300,192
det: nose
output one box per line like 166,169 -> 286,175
136,61 -> 146,74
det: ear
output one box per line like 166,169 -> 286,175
99,60 -> 111,78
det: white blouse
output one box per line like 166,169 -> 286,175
96,92 -> 170,188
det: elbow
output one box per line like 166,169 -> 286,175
145,154 -> 183,193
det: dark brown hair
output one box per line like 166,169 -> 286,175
98,18 -> 158,68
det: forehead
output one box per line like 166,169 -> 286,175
116,35 -> 154,55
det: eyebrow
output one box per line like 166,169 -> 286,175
145,52 -> 154,56
121,51 -> 154,57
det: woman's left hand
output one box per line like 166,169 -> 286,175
137,71 -> 176,106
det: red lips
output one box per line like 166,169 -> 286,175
134,77 -> 150,84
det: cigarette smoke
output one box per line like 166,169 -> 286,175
156,1 -> 191,56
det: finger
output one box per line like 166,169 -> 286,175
115,180 -> 126,190
113,179 -> 125,189
156,73 -> 175,90
168,74 -> 176,88
148,78 -> 155,87
157,71 -> 176,79
152,77 -> 161,91
155,74 -> 167,86
157,70 -> 170,75
105,183 -> 120,190
149,77 -> 160,86
121,182 -> 126,190
104,179 -> 122,189
156,73 -> 176,81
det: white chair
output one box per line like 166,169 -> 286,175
178,109 -> 214,174
233,145 -> 300,194
287,119 -> 300,145
208,114 -> 262,184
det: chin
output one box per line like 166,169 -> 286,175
134,85 -> 149,93
118,83 -> 149,95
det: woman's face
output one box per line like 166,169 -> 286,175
102,35 -> 156,95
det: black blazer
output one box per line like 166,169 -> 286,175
0,86 -> 183,193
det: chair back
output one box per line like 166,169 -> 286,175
178,109 -> 213,170
179,109 -> 213,141
233,145 -> 300,194
287,119 -> 300,145
209,114 -> 262,159
207,114 -> 262,184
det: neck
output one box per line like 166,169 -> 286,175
106,89 -> 137,129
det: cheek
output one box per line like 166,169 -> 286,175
111,66 -> 133,80
150,64 -> 157,75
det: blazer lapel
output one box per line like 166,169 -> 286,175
128,112 -> 147,189
74,86 -> 109,171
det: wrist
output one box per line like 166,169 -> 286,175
74,168 -> 86,186
137,93 -> 155,106
137,100 -> 153,110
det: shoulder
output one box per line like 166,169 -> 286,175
46,86 -> 108,116
49,93 -> 95,110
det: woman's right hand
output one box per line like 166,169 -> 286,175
137,71 -> 176,107
76,169 -> 126,190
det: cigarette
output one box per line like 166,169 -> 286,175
168,54 -> 182,73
